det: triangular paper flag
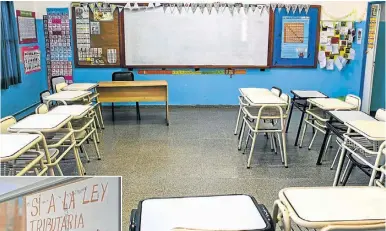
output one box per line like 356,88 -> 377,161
118,5 -> 123,12
228,3 -> 235,15
265,4 -> 270,13
163,3 -> 169,13
199,3 -> 206,14
285,4 -> 291,13
271,3 -> 277,12
132,3 -> 139,10
111,4 -> 117,12
170,3 -> 176,13
191,3 -> 198,14
278,3 -> 284,13
214,2 -> 220,13
147,3 -> 154,8
154,3 -> 161,7
298,4 -> 304,13
184,3 -> 190,12
304,4 -> 310,14
97,2 -> 102,10
243,4 -> 250,14
206,3 -> 213,14
251,4 -> 257,12
220,3 -> 227,13
291,4 -> 297,14
235,3 -> 242,14
177,3 -> 183,14
257,4 -> 264,15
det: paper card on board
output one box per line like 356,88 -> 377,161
318,51 -> 326,68
325,45 -> 332,52
334,57 -> 343,71
331,44 -> 339,54
357,28 -> 363,44
326,59 -> 334,70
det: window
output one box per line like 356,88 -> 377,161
1,1 -> 21,89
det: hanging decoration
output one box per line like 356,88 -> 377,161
304,4 -> 310,14
291,4 -> 297,14
298,4 -> 304,13
257,4 -> 264,15
220,3 -> 227,13
199,3 -> 206,14
163,3 -> 169,12
243,4 -> 250,14
170,3 -> 176,13
277,3 -> 284,13
228,3 -> 235,15
206,3 -> 213,14
191,3 -> 198,13
285,4 -> 291,13
235,3 -> 242,14
184,3 -> 190,12
251,4 -> 257,13
271,3 -> 277,12
264,4 -> 270,14
177,3 -> 183,14
214,2 -> 220,13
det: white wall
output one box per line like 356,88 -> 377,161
14,1 -> 367,21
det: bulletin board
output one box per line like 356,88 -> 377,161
72,3 -> 124,67
270,5 -> 321,68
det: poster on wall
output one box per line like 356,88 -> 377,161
25,177 -> 120,231
281,16 -> 310,58
16,10 -> 38,44
46,8 -> 73,85
21,45 -> 41,74
93,3 -> 114,21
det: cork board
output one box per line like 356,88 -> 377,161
73,5 -> 123,67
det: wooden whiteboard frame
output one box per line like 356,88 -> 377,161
123,4 -> 274,69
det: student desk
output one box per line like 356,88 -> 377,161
97,80 -> 169,125
48,105 -> 93,119
333,120 -> 386,186
239,88 -> 272,97
44,90 -> 92,103
317,111 -> 377,165
272,187 -> 386,231
0,134 -> 49,176
130,195 -> 273,231
8,114 -> 85,176
62,83 -> 98,91
286,90 -> 327,146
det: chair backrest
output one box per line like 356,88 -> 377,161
35,104 -> 49,114
271,87 -> 282,97
40,90 -> 51,104
280,93 -> 291,115
51,76 -> 66,92
112,72 -> 134,81
55,82 -> 68,93
345,94 -> 361,110
372,141 -> 386,187
375,109 -> 386,121
0,116 -> 16,134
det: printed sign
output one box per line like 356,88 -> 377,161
26,177 -> 120,231
17,10 -> 38,44
281,16 -> 310,59
21,45 -> 41,74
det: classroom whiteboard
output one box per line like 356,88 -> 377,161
25,177 -> 120,231
124,7 -> 270,66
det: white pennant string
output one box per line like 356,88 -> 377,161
251,4 -> 257,13
154,3 -> 161,7
278,3 -> 284,13
191,3 -> 198,14
118,5 -> 123,12
270,3 -> 277,12
257,4 -> 264,15
228,3 -> 235,15
285,4 -> 291,13
199,3 -> 206,14
220,3 -> 227,13
111,4 -> 117,12
298,4 -> 304,13
243,4 -> 250,14
291,4 -> 297,14
213,2 -> 220,14
206,3 -> 213,14
89,3 -> 95,11
170,3 -> 176,13
163,3 -> 169,13
304,4 -> 310,14
184,3 -> 190,12
235,3 -> 242,14
177,3 -> 183,14
265,4 -> 270,14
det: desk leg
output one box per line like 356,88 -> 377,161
166,100 -> 169,126
285,98 -> 295,133
294,103 -> 307,146
112,103 -> 115,122
317,127 -> 330,165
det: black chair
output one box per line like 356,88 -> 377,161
39,90 -> 51,104
111,72 -> 141,121
51,76 -> 66,93
271,86 -> 282,97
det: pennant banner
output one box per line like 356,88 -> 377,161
235,3 -> 242,14
265,4 -> 270,14
285,4 -> 291,13
89,3 -> 95,12
184,3 -> 190,12
220,3 -> 227,13
257,4 -> 264,15
243,4 -> 250,14
191,3 -> 198,13
170,3 -> 176,13
228,3 -> 235,15
117,5 -> 124,12
206,3 -> 213,14
271,3 -> 277,12
278,3 -> 284,13
177,3 -> 183,14
298,4 -> 304,13
214,2 -> 220,13
251,4 -> 257,12
199,3 -> 206,14
291,4 -> 297,14
304,4 -> 310,14
111,4 -> 117,12
163,3 -> 169,13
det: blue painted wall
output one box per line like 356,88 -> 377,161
370,20 -> 385,111
1,19 -> 367,116
0,21 -> 48,117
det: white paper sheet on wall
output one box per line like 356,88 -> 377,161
326,59 -> 334,70
318,51 -> 326,68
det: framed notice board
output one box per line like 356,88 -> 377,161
270,5 -> 321,68
72,3 -> 124,67
16,10 -> 38,44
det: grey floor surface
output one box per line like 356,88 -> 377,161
63,106 -> 369,229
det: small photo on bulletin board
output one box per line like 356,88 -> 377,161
270,5 -> 321,68
72,3 -> 124,67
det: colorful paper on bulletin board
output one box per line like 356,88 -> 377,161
93,3 -> 114,21
16,10 -> 38,44
281,16 -> 310,58
21,45 -> 41,74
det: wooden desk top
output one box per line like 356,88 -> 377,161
98,80 -> 168,87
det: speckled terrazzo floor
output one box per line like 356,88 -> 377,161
62,106 -> 369,229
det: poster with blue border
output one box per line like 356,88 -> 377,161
281,16 -> 310,58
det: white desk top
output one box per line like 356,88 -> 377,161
48,105 -> 92,119
308,98 -> 357,111
329,111 -> 377,123
345,120 -> 386,140
280,187 -> 386,222
63,83 -> 98,91
9,114 -> 71,132
292,90 -> 327,98
0,134 -> 41,158
140,195 -> 267,231
246,94 -> 287,106
44,91 -> 91,101
239,88 -> 272,97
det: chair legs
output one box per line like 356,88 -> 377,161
330,146 -> 342,170
234,105 -> 242,135
247,133 -> 258,169
308,130 -> 318,150
281,131 -> 288,168
299,120 -> 308,148
277,133 -> 284,164
112,103 -> 115,121
342,162 -> 355,186
238,119 -> 246,150
136,102 -> 141,120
